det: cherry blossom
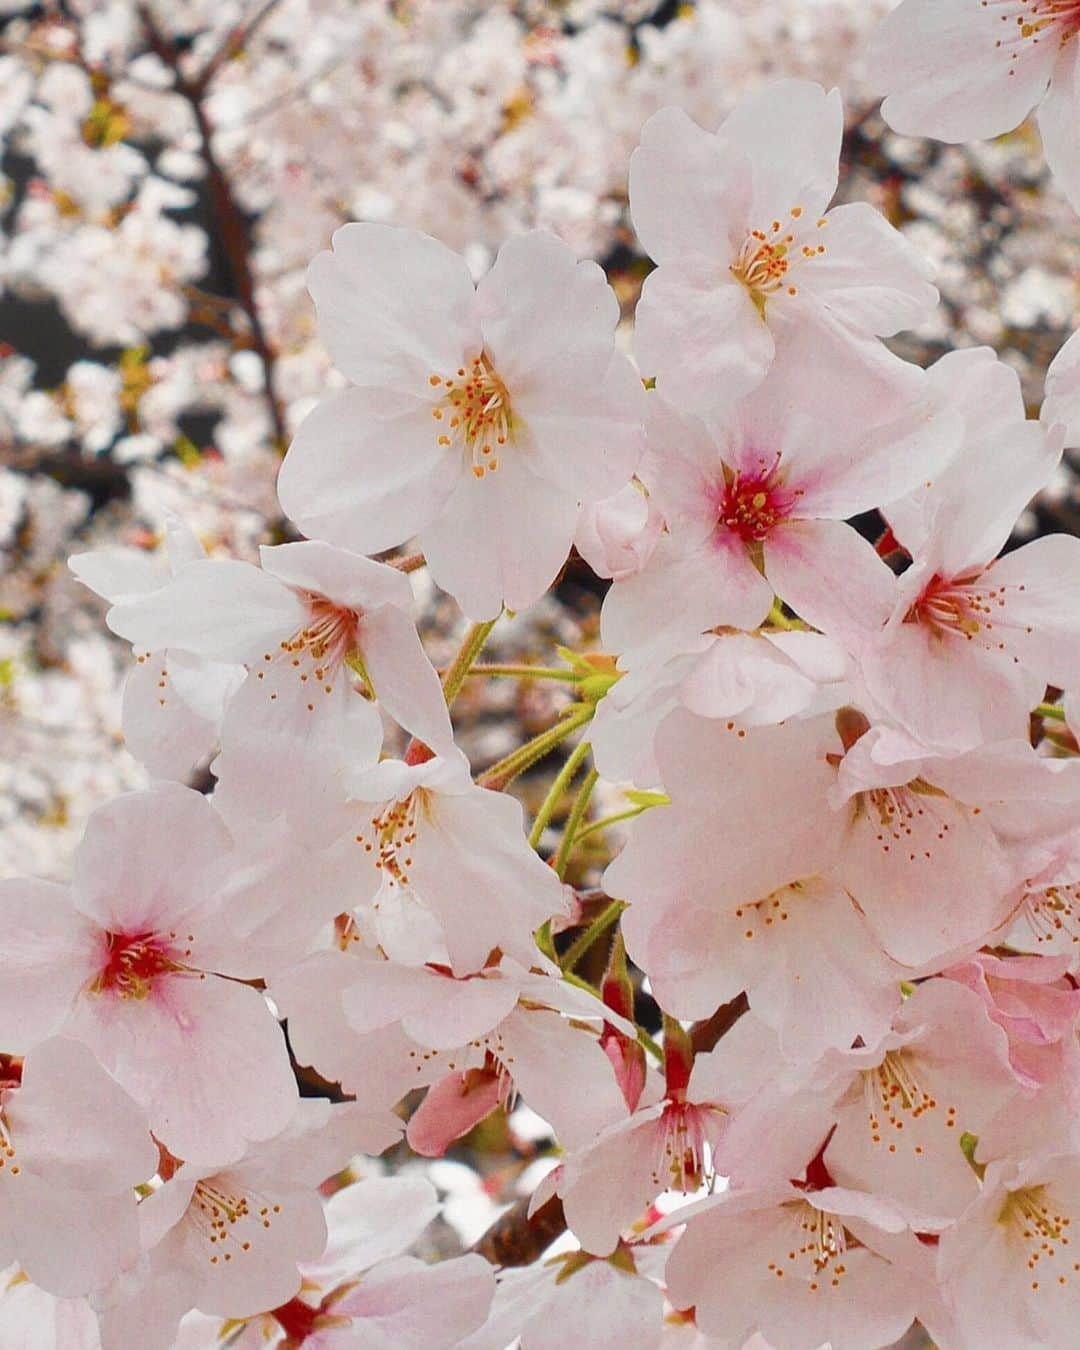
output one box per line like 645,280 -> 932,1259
277,227 -> 646,620
938,1153 -> 1080,1350
69,518 -> 244,782
0,1037 -> 156,1298
100,540 -> 456,832
0,785 -> 298,1164
629,80 -> 937,421
663,1183 -> 927,1350
95,1100 -> 402,1350
852,348 -> 1078,753
868,0 -> 1080,214
599,376 -> 952,654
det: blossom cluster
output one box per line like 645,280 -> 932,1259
4,4 -> 1080,1350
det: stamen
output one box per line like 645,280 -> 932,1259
428,353 -> 513,479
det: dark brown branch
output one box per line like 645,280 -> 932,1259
138,5 -> 288,453
690,991 -> 750,1055
472,1194 -> 567,1268
191,0 -> 286,98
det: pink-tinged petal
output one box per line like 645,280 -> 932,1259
574,481 -> 663,582
269,952 -> 428,1108
0,880 -> 98,1049
331,1253 -> 495,1350
794,202 -> 937,337
406,785 -> 568,975
9,1177 -> 141,1299
975,533 -> 1080,689
476,231 -> 618,382
71,783 -> 231,934
634,263 -> 774,412
1039,46 -> 1080,214
212,667 -> 380,843
512,346 -> 645,505
622,897 -> 742,1021
341,964 -> 511,1048
360,604 -> 455,757
867,0 -> 1056,142
95,1221 -> 199,1350
191,1183 -> 328,1319
69,972 -> 297,1166
258,541 -> 412,613
107,559 -> 306,665
856,612 -> 1038,755
11,1037 -> 156,1192
764,518 -> 896,644
666,1189 -> 919,1350
315,1176 -> 440,1279
498,1008 -> 628,1151
524,1260 -> 663,1350
771,300 -> 927,428
782,391 -> 960,523
886,348 -> 1030,557
421,448 -> 580,620
407,1067 -> 502,1157
278,387 -> 462,556
606,712 -> 843,917
1044,324 -> 1080,447
600,533 -> 773,657
0,1280 -> 104,1350
628,106 -> 753,264
121,650 -> 240,783
307,222 -> 479,395
717,80 -> 843,225
559,1106 -> 674,1255
69,545 -> 166,603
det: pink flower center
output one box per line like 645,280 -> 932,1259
91,930 -> 188,999
905,570 -> 1030,661
864,1049 -> 953,1153
717,456 -> 801,544
730,208 -> 828,316
191,1177 -> 282,1268
761,1203 -> 851,1291
428,353 -> 512,480
652,1100 -> 719,1192
997,1184 -> 1074,1295
1022,880 -> 1080,951
354,791 -> 422,889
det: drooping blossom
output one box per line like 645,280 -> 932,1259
867,0 -> 1080,215
629,80 -> 937,421
278,226 -> 646,619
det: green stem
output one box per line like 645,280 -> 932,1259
560,898 -> 626,972
528,739 -> 592,850
1038,702 -> 1067,723
573,804 -> 651,844
553,767 -> 599,879
441,618 -> 498,709
478,705 -> 594,791
466,663 -> 578,682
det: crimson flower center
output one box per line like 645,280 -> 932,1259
991,0 -> 1080,65
718,461 -> 798,544
92,930 -> 187,999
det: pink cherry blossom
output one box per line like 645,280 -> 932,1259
557,1015 -> 780,1257
278,226 -> 646,620
629,80 -> 937,421
822,980 -> 1019,1221
0,1037 -> 156,1298
69,518 -> 244,781
944,952 -> 1080,1089
574,481 -> 664,582
0,785 -> 298,1164
938,1153 -> 1080,1350
337,753 -> 571,975
853,348 -> 1077,753
600,375 -> 951,654
663,1183 -> 927,1350
96,1100 -> 401,1350
868,0 -> 1080,215
102,539 -> 456,834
